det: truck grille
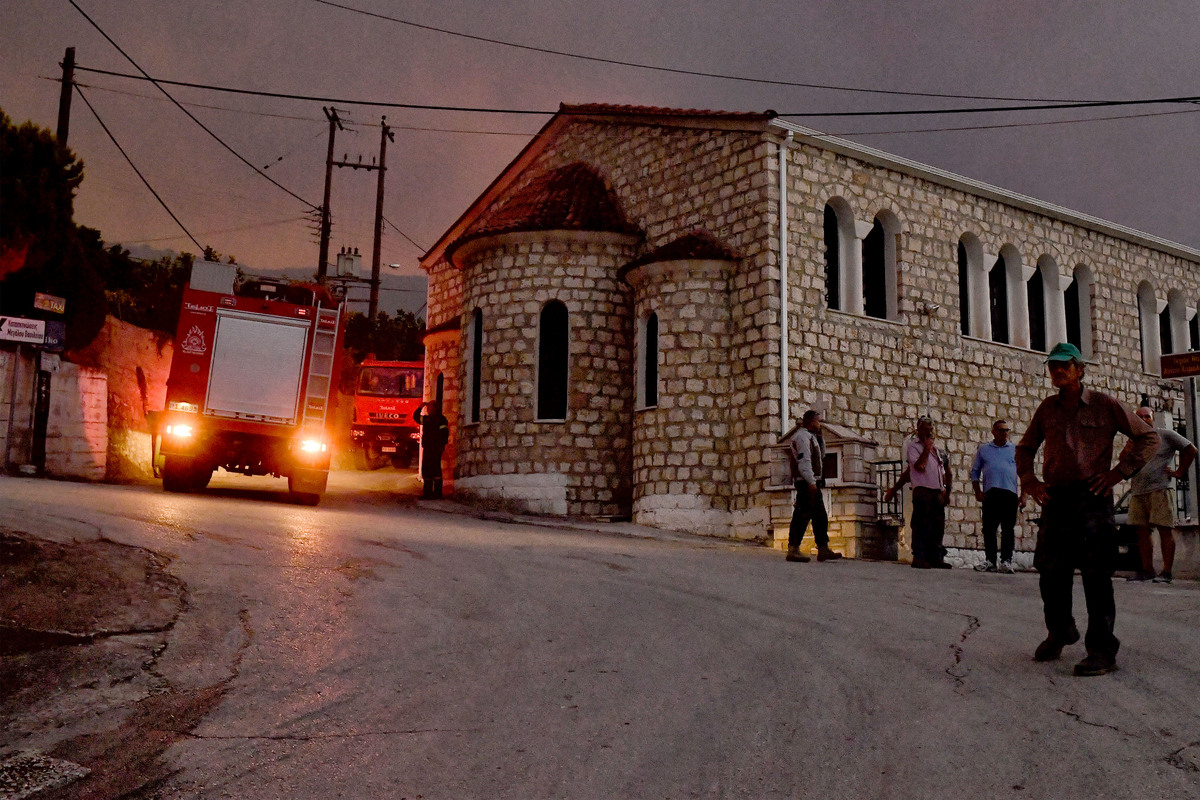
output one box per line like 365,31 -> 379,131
369,412 -> 406,422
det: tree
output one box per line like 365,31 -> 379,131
343,310 -> 425,363
0,108 -> 108,348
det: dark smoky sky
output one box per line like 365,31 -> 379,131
4,0 -> 1199,278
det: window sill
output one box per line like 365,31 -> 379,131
823,308 -> 904,327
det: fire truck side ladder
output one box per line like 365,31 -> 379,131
301,305 -> 341,433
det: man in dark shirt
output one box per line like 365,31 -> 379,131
1015,343 -> 1158,677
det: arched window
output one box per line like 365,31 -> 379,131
537,300 -> 569,420
1138,281 -> 1160,374
958,241 -> 971,336
862,212 -> 899,320
1161,306 -> 1175,356
823,204 -> 842,310
465,309 -> 483,424
989,254 -> 1009,344
637,311 -> 658,409
1066,265 -> 1094,359
1027,268 -> 1046,352
1167,289 -> 1189,357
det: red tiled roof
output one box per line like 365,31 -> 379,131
446,162 -> 641,264
620,230 -> 739,276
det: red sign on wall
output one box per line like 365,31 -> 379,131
1161,351 -> 1200,379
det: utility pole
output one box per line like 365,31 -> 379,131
331,117 -> 392,320
317,106 -> 343,283
369,117 -> 394,321
57,47 -> 75,145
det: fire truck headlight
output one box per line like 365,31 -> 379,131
299,438 -> 327,454
165,423 -> 194,439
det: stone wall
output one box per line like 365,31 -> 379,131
424,111 -> 1200,552
776,137 -> 1199,556
455,231 -> 639,517
67,316 -> 173,481
625,258 -> 734,535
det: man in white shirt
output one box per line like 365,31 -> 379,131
785,410 -> 843,564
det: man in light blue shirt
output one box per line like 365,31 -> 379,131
970,419 -> 1024,573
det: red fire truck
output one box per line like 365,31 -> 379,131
154,264 -> 345,504
350,359 -> 424,469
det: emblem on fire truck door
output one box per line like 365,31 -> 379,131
180,325 -> 207,355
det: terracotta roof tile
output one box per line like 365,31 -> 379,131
446,163 -> 641,264
621,230 -> 739,275
559,103 -> 777,122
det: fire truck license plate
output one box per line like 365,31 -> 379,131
382,446 -> 397,453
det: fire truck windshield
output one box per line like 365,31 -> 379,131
357,367 -> 423,398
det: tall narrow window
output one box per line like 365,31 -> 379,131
958,241 -> 971,336
1027,269 -> 1046,352
1190,313 -> 1199,352
823,205 -> 841,310
862,220 -> 887,319
639,312 -> 658,408
1160,307 -> 1175,356
468,309 -> 483,423
1064,277 -> 1081,350
989,256 -> 1009,344
537,301 -> 569,420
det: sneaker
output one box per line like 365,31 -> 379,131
817,548 -> 843,562
999,561 -> 1015,574
1126,572 -> 1155,582
974,560 -> 997,572
1152,572 -> 1173,584
1073,653 -> 1118,677
1033,625 -> 1081,662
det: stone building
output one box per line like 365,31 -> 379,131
419,103 -> 1200,559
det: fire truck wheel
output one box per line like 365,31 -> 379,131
287,476 -> 323,506
163,456 -> 208,493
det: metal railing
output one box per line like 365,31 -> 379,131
873,459 -> 904,519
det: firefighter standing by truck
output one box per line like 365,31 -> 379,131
413,400 -> 448,498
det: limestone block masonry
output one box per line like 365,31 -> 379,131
422,106 -> 1200,555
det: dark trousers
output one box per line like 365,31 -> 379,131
421,449 -> 444,498
981,488 -> 1019,563
788,481 -> 829,549
1034,484 -> 1119,659
911,487 -> 946,563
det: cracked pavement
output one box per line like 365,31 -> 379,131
1,470 -> 1199,799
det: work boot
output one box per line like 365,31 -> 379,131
817,547 -> 843,562
1073,653 -> 1118,676
1033,625 -> 1080,662
785,546 -> 810,563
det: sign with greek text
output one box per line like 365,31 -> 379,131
0,316 -> 45,344
1161,351 -> 1200,379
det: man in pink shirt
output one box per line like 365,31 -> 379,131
907,416 -> 952,569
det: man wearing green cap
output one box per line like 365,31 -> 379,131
1016,342 -> 1158,676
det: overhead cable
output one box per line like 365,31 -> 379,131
75,85 -> 204,251
73,66 -> 1200,119
307,0 -> 1084,103
67,0 -> 319,211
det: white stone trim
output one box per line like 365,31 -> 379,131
456,472 -> 570,516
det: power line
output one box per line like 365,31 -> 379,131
75,85 -> 204,251
833,106 -> 1200,137
308,0 -> 1087,104
67,0 -> 320,211
72,65 -> 1200,120
122,215 -> 312,245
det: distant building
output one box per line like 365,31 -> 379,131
419,104 -> 1200,556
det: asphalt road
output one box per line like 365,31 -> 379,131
1,470 -> 1198,799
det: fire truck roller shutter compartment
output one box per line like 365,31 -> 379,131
206,310 -> 311,422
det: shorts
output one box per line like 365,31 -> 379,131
1128,489 -> 1176,528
